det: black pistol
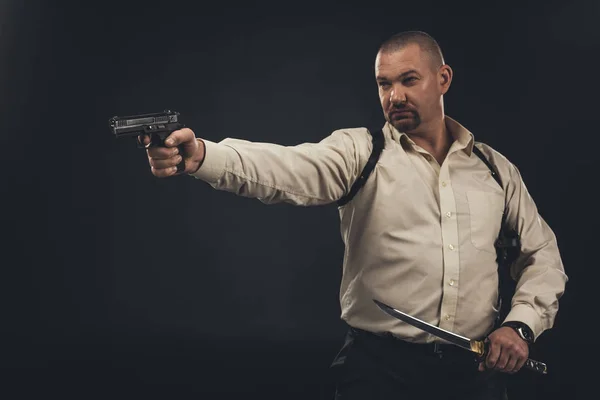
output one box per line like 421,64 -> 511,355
109,109 -> 186,172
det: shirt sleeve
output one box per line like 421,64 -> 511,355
188,128 -> 370,206
501,162 -> 569,340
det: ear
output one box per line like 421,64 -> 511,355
439,64 -> 453,95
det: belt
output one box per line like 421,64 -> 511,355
350,327 -> 473,358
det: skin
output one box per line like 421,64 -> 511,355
375,43 -> 453,165
141,130 -> 204,176
143,42 -> 531,374
480,328 -> 530,374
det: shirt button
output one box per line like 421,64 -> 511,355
444,314 -> 451,321
441,181 -> 447,187
449,279 -> 455,286
448,244 -> 455,250
445,211 -> 452,218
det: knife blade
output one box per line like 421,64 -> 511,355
373,298 -> 547,374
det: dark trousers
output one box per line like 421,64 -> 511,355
330,327 -> 508,400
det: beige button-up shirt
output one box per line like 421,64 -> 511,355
190,116 -> 568,343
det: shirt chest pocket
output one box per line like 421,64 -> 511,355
466,190 -> 505,253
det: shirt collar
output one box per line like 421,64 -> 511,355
384,115 -> 475,157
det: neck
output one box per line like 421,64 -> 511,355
406,116 -> 452,164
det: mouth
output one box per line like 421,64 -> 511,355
390,110 -> 413,119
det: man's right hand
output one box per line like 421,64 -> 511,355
140,128 -> 206,177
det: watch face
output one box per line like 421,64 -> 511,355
518,327 -> 532,342
503,322 -> 533,343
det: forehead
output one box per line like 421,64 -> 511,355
375,44 -> 430,76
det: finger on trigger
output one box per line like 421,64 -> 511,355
138,134 -> 151,147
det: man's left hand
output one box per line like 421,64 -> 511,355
478,326 -> 529,374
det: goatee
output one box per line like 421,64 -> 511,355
388,111 -> 421,132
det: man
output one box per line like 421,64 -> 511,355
141,31 -> 567,399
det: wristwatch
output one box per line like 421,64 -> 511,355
502,321 -> 534,345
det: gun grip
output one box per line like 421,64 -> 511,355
175,144 -> 186,172
141,132 -> 186,172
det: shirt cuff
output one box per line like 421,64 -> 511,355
503,304 -> 542,340
188,139 -> 228,183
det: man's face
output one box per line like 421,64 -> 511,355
375,44 -> 446,133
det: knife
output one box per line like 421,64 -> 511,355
372,299 -> 547,374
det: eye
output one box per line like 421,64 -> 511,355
378,82 -> 390,88
404,77 -> 418,84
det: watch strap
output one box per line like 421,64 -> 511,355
502,321 -> 534,344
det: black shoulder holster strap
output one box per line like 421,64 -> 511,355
336,128 -> 385,207
472,145 -> 521,263
472,144 -> 521,325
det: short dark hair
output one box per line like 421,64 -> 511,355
378,31 -> 445,70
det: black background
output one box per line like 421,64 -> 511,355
2,1 -> 597,399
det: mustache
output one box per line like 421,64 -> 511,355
389,103 -> 415,112
388,107 -> 416,115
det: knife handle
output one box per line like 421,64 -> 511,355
524,358 -> 547,374
476,340 -> 548,375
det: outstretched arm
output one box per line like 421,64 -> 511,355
144,127 -> 370,206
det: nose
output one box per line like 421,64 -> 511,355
390,85 -> 407,104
